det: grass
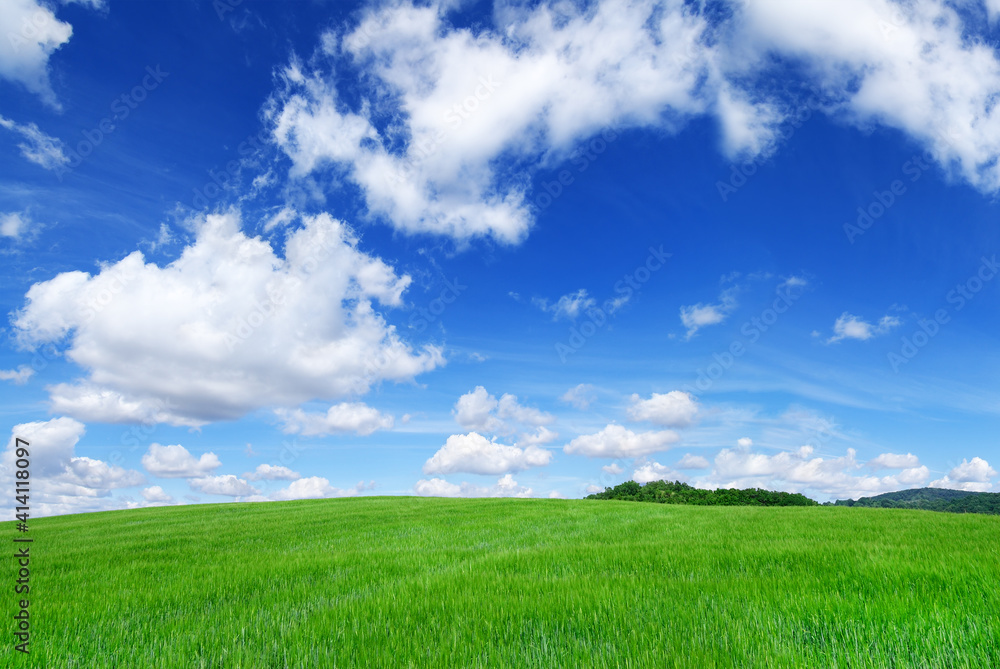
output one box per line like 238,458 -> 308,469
3,497 -> 999,668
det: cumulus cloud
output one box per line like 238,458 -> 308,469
0,116 -> 69,169
827,312 -> 901,343
141,486 -> 173,503
267,1 -> 761,244
0,1 -> 73,106
563,424 -> 680,459
243,464 -> 300,481
559,383 -> 596,410
679,287 -> 738,339
0,365 -> 34,384
601,463 -> 623,475
633,461 -> 685,484
0,418 -> 145,517
413,473 -> 532,498
627,391 -> 699,427
423,432 -> 552,475
189,474 -> 259,497
270,476 -> 360,501
930,457 -> 997,492
700,443 -> 931,500
1,211 -> 36,242
141,444 -> 221,479
12,211 -> 443,426
452,386 -> 554,436
276,402 -> 394,437
532,290 -> 596,321
675,453 -> 709,469
260,0 -> 1000,250
868,452 -> 921,469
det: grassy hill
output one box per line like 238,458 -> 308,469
831,487 -> 1000,514
4,498 -> 1000,668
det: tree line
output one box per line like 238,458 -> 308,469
585,480 -> 818,506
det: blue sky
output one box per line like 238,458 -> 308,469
2,0 -> 1000,516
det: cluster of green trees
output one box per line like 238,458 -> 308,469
585,480 -> 818,506
830,488 -> 1000,515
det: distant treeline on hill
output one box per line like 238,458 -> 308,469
586,480 -> 818,506
829,488 -> 1000,515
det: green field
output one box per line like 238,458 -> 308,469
4,498 -> 999,668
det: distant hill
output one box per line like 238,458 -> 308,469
585,480 -> 817,506
830,488 -> 1000,515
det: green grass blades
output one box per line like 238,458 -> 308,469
3,498 -> 999,668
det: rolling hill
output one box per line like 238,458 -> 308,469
4,497 -> 999,668
831,487 -> 1000,514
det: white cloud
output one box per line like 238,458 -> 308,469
563,424 -> 680,459
827,312 -> 900,343
141,444 -> 221,479
1,211 -> 34,241
453,386 -> 502,433
867,452 -> 921,469
633,461 -> 685,484
141,486 -> 173,503
737,437 -> 753,448
533,289 -> 596,321
0,365 -> 34,384
930,457 -> 997,492
452,386 -> 553,436
675,453 -> 709,469
548,490 -> 563,499
584,484 -> 604,494
270,476 -> 359,501
413,477 -> 461,497
627,391 -> 698,427
496,393 -> 553,428
0,418 -> 145,517
0,116 -> 69,169
701,443 -> 931,500
0,1 -> 73,107
13,211 -> 443,426
268,1 -> 751,244
733,0 -> 1000,193
413,473 -> 532,498
189,474 -> 259,497
244,464 -> 300,481
559,383 -> 596,410
276,402 -> 393,437
601,463 -> 623,475
679,287 -> 738,339
263,0 -> 1000,251
423,432 -> 552,475
63,456 -> 144,489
